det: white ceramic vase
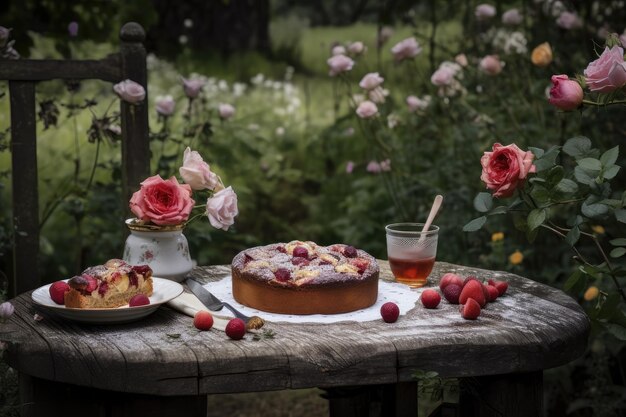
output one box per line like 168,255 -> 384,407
123,219 -> 193,282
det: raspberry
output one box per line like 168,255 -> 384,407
129,294 -> 150,307
421,289 -> 441,309
460,298 -> 481,320
225,318 -> 246,340
293,246 -> 309,258
494,281 -> 509,296
443,284 -> 462,304
380,302 -> 400,323
273,268 -> 291,282
486,285 -> 499,302
291,257 -> 310,267
439,273 -> 464,291
49,281 -> 70,305
463,276 -> 480,287
344,246 -> 358,258
459,280 -> 486,307
193,310 -> 214,331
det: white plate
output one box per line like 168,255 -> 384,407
31,277 -> 183,324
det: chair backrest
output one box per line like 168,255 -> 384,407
0,22 -> 151,296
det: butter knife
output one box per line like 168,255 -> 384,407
185,279 -> 265,329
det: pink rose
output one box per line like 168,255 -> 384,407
179,147 -> 221,191
218,103 -> 236,120
129,175 -> 194,225
431,66 -> 455,86
366,160 -> 381,173
113,79 -> 145,104
359,72 -> 384,90
182,77 -> 206,98
346,161 -> 355,174
391,37 -> 421,61
455,53 -> 468,67
406,95 -> 431,112
356,100 -> 378,118
327,54 -> 355,76
502,9 -> 523,25
548,75 -> 583,111
479,55 -> 503,75
584,46 -> 626,93
206,186 -> 238,231
380,159 -> 391,172
620,32 -> 626,48
378,26 -> 394,46
480,143 -> 537,198
332,45 -> 346,56
475,4 -> 496,21
155,95 -> 175,116
348,41 -> 365,55
556,11 -> 582,30
68,21 -> 79,37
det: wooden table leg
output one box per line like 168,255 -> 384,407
323,382 -> 417,417
458,371 -> 543,417
19,374 -> 207,417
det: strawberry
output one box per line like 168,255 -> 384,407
494,281 -> 509,296
421,289 -> 441,309
443,284 -> 462,304
486,285 -> 499,302
225,318 -> 246,340
482,284 -> 491,301
463,276 -> 480,287
459,280 -> 486,307
439,273 -> 464,291
380,302 -> 400,323
349,258 -> 369,274
193,310 -> 214,330
487,279 -> 496,286
49,281 -> 70,305
460,298 -> 481,320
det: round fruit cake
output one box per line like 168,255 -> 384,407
231,241 -> 379,314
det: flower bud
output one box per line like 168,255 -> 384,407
548,74 -> 583,111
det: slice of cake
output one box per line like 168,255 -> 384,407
231,241 -> 379,314
64,259 -> 153,309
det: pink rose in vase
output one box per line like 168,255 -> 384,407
206,186 -> 239,231
480,143 -> 537,198
129,175 -> 194,225
179,147 -> 221,191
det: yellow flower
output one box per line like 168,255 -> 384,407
584,286 -> 599,301
491,232 -> 504,242
509,250 -> 523,265
591,225 -> 605,235
531,42 -> 553,67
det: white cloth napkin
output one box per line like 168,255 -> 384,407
167,291 -> 206,318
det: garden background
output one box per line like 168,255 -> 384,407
1,0 -> 626,415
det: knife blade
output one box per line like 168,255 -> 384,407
185,279 -> 224,312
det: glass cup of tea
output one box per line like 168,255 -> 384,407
385,223 -> 439,288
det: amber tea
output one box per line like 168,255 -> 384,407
385,223 -> 439,288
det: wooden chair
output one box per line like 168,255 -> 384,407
0,22 -> 151,297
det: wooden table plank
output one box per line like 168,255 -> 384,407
1,261 -> 589,397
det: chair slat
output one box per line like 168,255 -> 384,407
9,81 -> 40,295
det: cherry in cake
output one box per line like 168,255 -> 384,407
64,259 -> 153,309
231,241 -> 379,314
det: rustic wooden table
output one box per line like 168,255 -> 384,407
1,261 -> 589,417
